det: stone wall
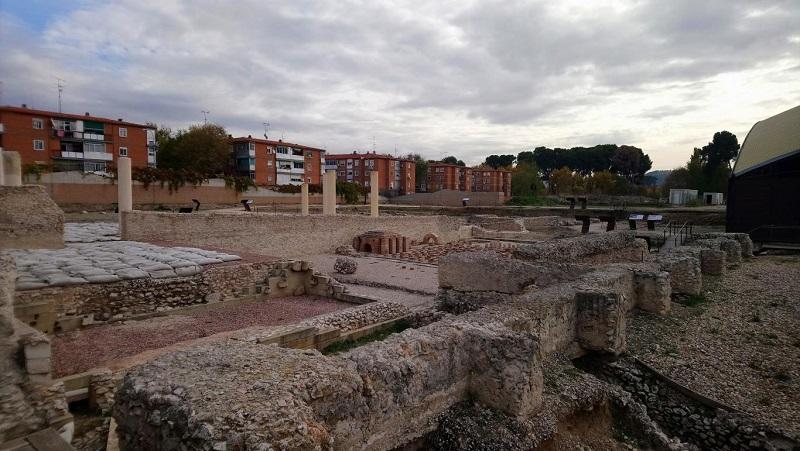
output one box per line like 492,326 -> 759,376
14,260 -> 346,334
390,190 -> 506,206
0,186 -> 64,250
112,257 -> 675,450
121,210 -> 469,257
596,357 -> 798,451
0,256 -> 71,444
513,231 -> 648,264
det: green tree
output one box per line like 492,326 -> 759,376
442,155 -> 465,166
484,154 -> 516,169
588,170 -> 616,194
511,162 -> 544,197
610,145 -> 651,183
404,153 -> 429,186
700,131 -> 740,172
157,123 -> 231,175
548,167 -> 575,194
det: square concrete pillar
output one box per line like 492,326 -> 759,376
300,182 -> 309,216
323,170 -> 336,216
2,151 -> 22,186
370,170 -> 379,217
117,157 -> 133,234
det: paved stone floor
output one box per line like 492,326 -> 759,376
311,254 -> 439,295
10,241 -> 240,290
64,222 -> 120,243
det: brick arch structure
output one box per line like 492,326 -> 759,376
353,231 -> 408,255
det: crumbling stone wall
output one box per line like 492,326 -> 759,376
121,211 -> 467,257
513,231 -> 648,264
0,186 -> 64,250
15,260 -> 345,333
0,256 -> 71,443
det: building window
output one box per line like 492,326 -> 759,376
249,171 -> 255,180
354,160 -> 360,166
277,146 -> 288,154
119,127 -> 127,137
33,139 -> 45,151
148,149 -> 156,156
119,147 -> 128,156
268,160 -> 273,167
354,170 -> 359,176
307,177 -> 311,183
306,152 -> 313,158
249,142 -> 255,151
293,162 -> 304,169
32,118 -> 44,129
339,171 -> 345,177
268,176 -> 273,182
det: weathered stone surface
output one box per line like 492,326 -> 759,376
0,186 -> 64,250
439,251 -> 579,294
575,291 -> 626,355
513,231 -> 647,264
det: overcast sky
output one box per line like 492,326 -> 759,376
1,0 -> 798,169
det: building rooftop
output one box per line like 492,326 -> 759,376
230,136 -> 325,153
326,151 -> 412,162
0,105 -> 151,128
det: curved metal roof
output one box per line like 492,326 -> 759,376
733,104 -> 800,176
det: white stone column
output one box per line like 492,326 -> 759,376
322,170 -> 336,216
2,151 -> 22,186
370,170 -> 379,217
117,157 -> 133,233
301,182 -> 309,216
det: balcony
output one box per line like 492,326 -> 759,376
60,151 -> 113,161
276,152 -> 305,162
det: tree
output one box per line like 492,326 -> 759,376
484,154 -> 515,169
442,156 -> 465,166
511,162 -> 544,197
588,170 -> 616,194
404,153 -> 429,187
157,123 -> 231,175
516,150 -> 535,166
700,131 -> 739,172
610,145 -> 651,183
548,167 -> 575,194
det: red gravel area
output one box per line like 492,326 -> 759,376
51,296 -> 351,377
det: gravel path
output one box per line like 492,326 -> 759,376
628,255 -> 800,436
52,296 -> 351,377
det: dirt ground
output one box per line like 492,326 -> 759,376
628,254 -> 800,436
52,295 -> 352,377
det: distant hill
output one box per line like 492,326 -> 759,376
644,170 -> 671,186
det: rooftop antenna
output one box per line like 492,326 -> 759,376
262,122 -> 270,140
56,78 -> 65,112
201,110 -> 210,124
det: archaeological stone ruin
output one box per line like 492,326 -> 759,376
0,164 -> 798,451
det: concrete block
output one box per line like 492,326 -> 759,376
23,341 -> 51,360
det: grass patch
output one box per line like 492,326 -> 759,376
321,320 -> 411,355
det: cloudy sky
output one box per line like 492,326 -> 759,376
1,0 -> 798,169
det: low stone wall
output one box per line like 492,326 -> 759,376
14,260 -> 345,334
512,231 -> 648,264
0,186 -> 64,250
0,256 -> 71,444
596,357 -> 798,451
390,190 -> 506,207
121,210 -> 469,258
112,256 -> 673,450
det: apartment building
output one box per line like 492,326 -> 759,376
471,167 -> 512,197
0,105 -> 157,172
325,152 -> 415,195
230,136 -> 325,186
426,162 -> 473,192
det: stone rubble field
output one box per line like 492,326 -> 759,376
628,254 -> 800,437
10,241 -> 241,290
64,222 -> 120,243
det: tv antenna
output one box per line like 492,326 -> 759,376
56,78 -> 65,112
262,122 -> 270,140
201,110 -> 210,124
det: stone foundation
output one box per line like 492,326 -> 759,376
513,231 -> 648,264
0,186 -> 64,250
14,260 -> 345,334
121,210 -> 467,258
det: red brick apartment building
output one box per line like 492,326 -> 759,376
426,162 -> 473,192
472,167 -> 512,197
325,152 -> 415,195
0,105 -> 157,171
230,136 -> 325,186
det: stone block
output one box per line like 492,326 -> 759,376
700,249 -> 726,275
575,291 -> 626,354
23,341 -> 51,360
439,251 -> 575,294
634,270 -> 671,315
26,357 -> 51,374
